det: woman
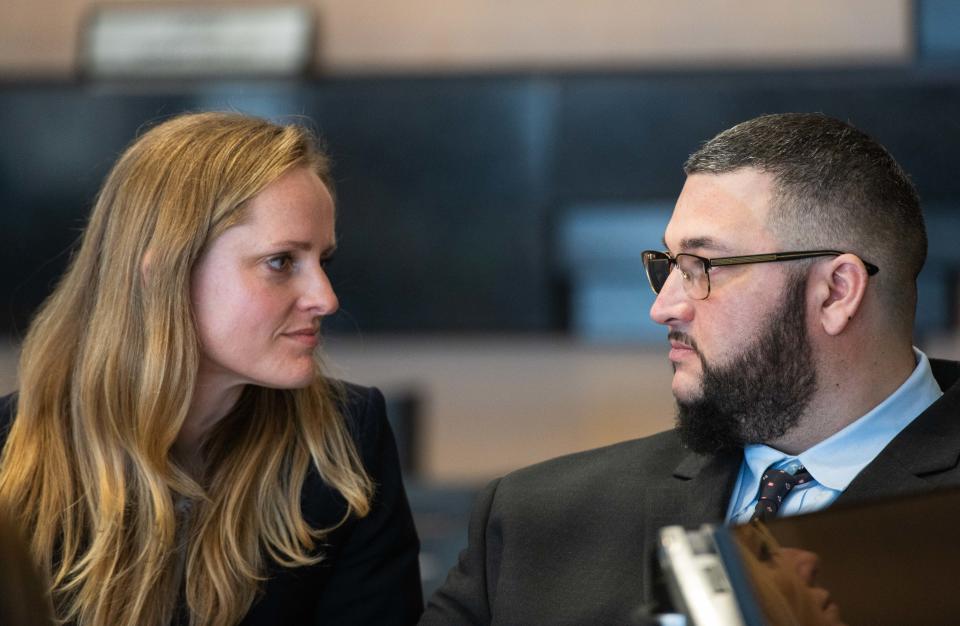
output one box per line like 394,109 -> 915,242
734,520 -> 846,626
0,112 -> 422,625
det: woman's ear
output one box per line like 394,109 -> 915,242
813,254 -> 870,336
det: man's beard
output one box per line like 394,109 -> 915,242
674,272 -> 817,454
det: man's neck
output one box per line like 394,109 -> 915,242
766,342 -> 917,455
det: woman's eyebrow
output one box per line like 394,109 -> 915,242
271,239 -> 312,250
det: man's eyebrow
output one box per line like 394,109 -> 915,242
662,236 -> 733,253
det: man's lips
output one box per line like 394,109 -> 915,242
666,331 -> 700,364
668,340 -> 696,361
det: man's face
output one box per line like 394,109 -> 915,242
649,169 -> 817,452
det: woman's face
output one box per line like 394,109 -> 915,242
191,166 -> 338,393
737,523 -> 846,626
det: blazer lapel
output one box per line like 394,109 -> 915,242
654,451 -> 742,525
640,449 -> 741,606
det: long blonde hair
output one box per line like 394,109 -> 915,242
0,112 -> 373,626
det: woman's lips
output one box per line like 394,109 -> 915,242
284,329 -> 319,347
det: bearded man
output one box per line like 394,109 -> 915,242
420,113 -> 960,625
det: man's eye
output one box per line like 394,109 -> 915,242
320,255 -> 334,269
266,254 -> 293,271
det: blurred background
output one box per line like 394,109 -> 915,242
4,0 -> 960,596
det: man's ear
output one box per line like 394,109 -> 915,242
813,253 -> 870,336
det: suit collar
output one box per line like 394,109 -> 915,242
838,358 -> 960,504
883,358 -> 960,474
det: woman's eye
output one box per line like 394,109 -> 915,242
757,542 -> 773,562
266,254 -> 293,271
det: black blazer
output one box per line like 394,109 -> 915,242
0,383 -> 423,626
421,359 -> 960,625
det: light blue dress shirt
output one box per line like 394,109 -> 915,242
726,347 -> 943,524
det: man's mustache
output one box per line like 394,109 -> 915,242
668,330 -> 702,357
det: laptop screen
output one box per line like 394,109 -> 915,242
723,486 -> 960,625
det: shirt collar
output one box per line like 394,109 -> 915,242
741,347 -> 942,492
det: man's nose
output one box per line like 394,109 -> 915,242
649,268 -> 692,326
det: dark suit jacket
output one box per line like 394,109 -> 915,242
421,359 -> 960,625
0,383 -> 423,626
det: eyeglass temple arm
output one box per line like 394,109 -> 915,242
708,251 -> 880,275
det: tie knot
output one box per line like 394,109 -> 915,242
751,465 -> 813,522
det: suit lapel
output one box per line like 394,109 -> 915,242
640,449 -> 741,606
652,451 -> 742,526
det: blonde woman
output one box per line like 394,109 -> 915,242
0,112 -> 422,625
734,521 -> 846,626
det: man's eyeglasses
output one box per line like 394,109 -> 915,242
641,250 -> 880,301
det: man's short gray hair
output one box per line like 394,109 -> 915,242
685,113 -> 926,323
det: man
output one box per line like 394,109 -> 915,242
420,113 -> 960,624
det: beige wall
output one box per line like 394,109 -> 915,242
324,336 -> 678,483
3,0 -> 912,77
0,336 -> 677,484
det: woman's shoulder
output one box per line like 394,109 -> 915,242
332,381 -> 389,453
336,381 -> 383,417
299,381 -> 392,526
290,381 -> 423,621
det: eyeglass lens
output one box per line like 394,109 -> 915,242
644,254 -> 672,293
643,253 -> 710,300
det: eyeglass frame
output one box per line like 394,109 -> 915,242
640,249 -> 880,300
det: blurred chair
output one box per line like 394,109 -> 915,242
384,388 -> 422,477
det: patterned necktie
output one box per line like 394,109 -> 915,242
750,465 -> 813,522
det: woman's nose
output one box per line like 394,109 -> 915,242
300,266 -> 339,316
